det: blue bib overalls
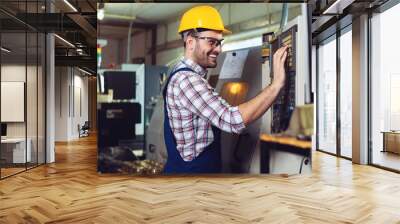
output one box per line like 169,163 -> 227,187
163,67 -> 222,174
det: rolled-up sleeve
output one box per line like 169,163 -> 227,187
176,72 -> 246,134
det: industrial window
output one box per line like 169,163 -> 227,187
339,26 -> 352,159
317,35 -> 337,155
370,2 -> 400,171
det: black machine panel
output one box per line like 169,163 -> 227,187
1,123 -> 7,136
97,102 -> 142,173
97,102 -> 141,148
270,25 -> 297,133
103,71 -> 136,100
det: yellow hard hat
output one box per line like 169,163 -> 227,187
178,5 -> 231,34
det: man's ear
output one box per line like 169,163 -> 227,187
186,36 -> 195,50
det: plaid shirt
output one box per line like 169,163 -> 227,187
165,57 -> 246,161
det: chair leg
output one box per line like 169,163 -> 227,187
299,156 -> 310,174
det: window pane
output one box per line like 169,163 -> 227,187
371,3 -> 400,171
340,28 -> 352,158
317,36 -> 337,154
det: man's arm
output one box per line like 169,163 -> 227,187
175,73 -> 246,134
238,45 -> 288,126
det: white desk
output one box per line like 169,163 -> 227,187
1,138 -> 31,163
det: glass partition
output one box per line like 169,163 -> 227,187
38,32 -> 45,165
27,31 -> 38,169
0,0 -> 46,179
1,31 -> 28,177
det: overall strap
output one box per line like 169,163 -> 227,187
162,66 -> 222,173
163,67 -> 195,146
162,67 -> 195,99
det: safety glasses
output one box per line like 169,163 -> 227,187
193,35 -> 224,48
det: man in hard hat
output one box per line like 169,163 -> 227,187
162,5 -> 288,173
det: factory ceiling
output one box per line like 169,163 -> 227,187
100,3 -> 292,24
98,3 -> 299,40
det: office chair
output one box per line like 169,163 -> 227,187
79,121 -> 90,138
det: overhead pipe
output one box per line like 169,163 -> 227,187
127,20 -> 134,63
104,13 -> 136,21
165,4 -> 288,65
279,3 -> 289,32
99,10 -> 137,64
164,22 -> 281,67
223,23 -> 280,44
213,4 -> 287,46
0,8 -> 37,32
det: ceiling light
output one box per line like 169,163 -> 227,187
322,0 -> 354,15
63,0 -> 78,12
54,34 -> 75,48
78,67 -> 93,76
98,3 -> 105,20
1,47 -> 11,53
98,8 -> 105,20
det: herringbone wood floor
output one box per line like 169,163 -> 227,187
1,134 -> 400,223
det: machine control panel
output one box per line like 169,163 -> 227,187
270,25 -> 297,72
269,25 -> 297,133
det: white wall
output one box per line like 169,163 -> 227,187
1,63 -> 45,163
1,65 -> 26,139
55,67 -> 69,141
72,73 -> 89,138
1,65 -> 32,137
55,67 -> 89,141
